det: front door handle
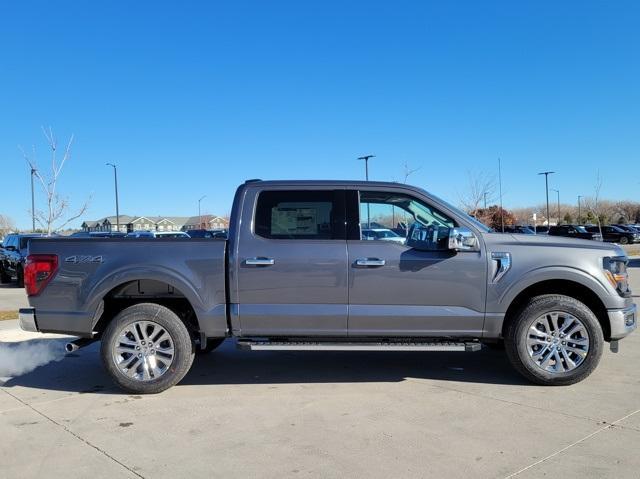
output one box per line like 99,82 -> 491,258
355,258 -> 386,267
245,257 -> 275,266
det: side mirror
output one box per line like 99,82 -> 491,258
406,223 -> 451,251
448,227 -> 479,251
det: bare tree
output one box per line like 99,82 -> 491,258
459,170 -> 497,214
584,172 -> 606,234
0,214 -> 16,237
402,162 -> 421,184
20,127 -> 90,235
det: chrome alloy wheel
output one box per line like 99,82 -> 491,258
526,311 -> 590,373
111,320 -> 175,381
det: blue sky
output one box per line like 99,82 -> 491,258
1,1 -> 638,229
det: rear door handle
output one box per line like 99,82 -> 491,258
355,258 -> 386,267
245,257 -> 275,266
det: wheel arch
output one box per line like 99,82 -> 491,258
501,279 -> 610,340
90,275 -> 204,337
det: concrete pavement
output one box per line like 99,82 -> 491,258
0,262 -> 639,478
0,283 -> 29,311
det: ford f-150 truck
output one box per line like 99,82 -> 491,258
19,180 -> 637,393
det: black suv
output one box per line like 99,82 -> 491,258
585,225 -> 639,244
548,225 -> 602,241
0,233 -> 46,286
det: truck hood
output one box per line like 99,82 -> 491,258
483,232 -> 625,256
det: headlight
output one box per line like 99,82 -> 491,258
603,256 -> 631,297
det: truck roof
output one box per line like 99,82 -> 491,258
243,179 -> 414,189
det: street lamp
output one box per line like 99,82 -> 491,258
357,155 -> 375,228
538,171 -> 555,227
357,154 -> 375,181
551,188 -> 560,225
198,195 -> 207,229
106,163 -> 120,232
30,166 -> 37,232
578,195 -> 583,225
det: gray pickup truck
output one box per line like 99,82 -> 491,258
20,180 -> 637,393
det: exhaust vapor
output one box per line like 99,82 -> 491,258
0,339 -> 66,378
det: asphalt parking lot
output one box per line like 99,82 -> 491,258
0,261 -> 638,478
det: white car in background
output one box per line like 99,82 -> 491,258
361,228 -> 406,244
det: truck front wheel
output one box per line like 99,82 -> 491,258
100,303 -> 195,394
505,294 -> 603,386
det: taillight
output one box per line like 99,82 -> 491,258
24,254 -> 58,296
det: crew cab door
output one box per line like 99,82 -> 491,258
346,188 -> 487,337
232,187 -> 349,336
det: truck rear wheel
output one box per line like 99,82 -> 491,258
505,294 -> 603,386
100,303 -> 195,394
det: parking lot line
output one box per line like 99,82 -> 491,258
504,408 -> 640,478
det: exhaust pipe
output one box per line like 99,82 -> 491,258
65,338 -> 96,353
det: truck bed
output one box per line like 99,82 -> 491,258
27,238 -> 228,337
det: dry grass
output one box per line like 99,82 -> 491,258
0,311 -> 18,321
622,244 -> 640,257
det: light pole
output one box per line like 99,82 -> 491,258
357,155 -> 375,228
551,188 -> 560,225
578,195 -> 583,224
538,171 -> 555,227
106,163 -> 120,232
483,192 -> 488,209
30,166 -> 37,232
198,195 -> 206,229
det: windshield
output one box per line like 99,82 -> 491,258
426,193 -> 493,232
575,226 -> 588,233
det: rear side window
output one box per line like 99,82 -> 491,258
254,190 -> 345,240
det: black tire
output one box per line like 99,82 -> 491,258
100,303 -> 195,394
619,236 -> 629,245
16,266 -> 24,287
0,267 -> 10,284
196,337 -> 225,354
505,294 -> 603,386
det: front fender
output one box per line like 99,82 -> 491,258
492,265 -> 619,312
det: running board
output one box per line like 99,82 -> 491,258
237,340 -> 482,352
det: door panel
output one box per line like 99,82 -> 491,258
235,188 -> 348,336
348,241 -> 486,336
347,188 -> 487,337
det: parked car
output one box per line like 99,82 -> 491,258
548,225 -> 602,241
0,233 -> 46,285
70,231 -> 127,238
19,179 -> 637,393
126,231 -> 191,238
616,225 -> 640,236
187,229 -> 227,239
361,228 -> 406,243
585,225 -> 639,244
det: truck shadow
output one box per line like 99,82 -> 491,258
1,338 -> 530,394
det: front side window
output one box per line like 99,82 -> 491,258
357,191 -> 455,241
255,190 -> 344,240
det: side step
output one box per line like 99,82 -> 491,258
237,339 -> 482,352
